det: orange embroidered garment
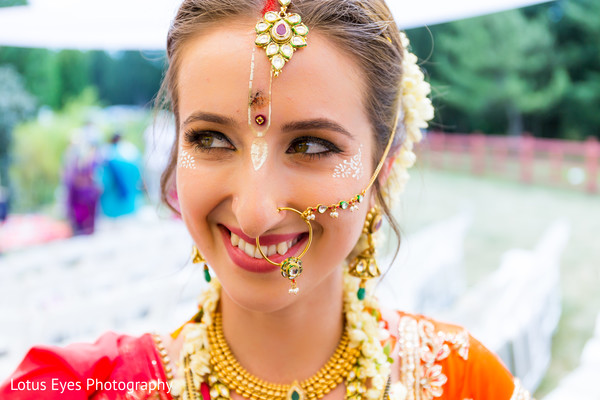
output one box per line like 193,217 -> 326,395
0,313 -> 532,399
394,312 -> 531,400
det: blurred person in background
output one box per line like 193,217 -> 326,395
98,132 -> 142,218
62,120 -> 102,236
143,111 -> 175,206
0,184 -> 8,225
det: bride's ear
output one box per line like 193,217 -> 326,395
379,155 -> 397,187
369,155 -> 396,207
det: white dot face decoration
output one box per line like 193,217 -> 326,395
333,145 -> 363,180
178,149 -> 197,170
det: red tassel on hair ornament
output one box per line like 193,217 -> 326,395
261,0 -> 278,14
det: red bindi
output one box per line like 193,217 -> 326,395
255,115 -> 266,125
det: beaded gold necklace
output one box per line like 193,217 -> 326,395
174,277 -> 389,400
175,274 -> 394,400
205,312 -> 362,400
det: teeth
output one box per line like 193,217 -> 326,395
244,241 -> 255,257
254,245 -> 267,258
277,242 -> 289,255
230,232 -> 301,259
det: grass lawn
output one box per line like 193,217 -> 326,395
394,167 -> 600,397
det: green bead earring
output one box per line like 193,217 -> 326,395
192,245 -> 211,283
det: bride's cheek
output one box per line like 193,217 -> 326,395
176,165 -> 225,221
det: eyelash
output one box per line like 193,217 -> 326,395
184,129 -> 234,153
287,136 -> 342,159
183,130 -> 342,159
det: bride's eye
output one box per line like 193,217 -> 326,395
287,136 -> 341,159
185,130 -> 235,152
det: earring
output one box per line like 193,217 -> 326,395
191,245 -> 211,283
348,206 -> 382,300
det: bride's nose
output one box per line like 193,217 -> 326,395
231,157 -> 286,239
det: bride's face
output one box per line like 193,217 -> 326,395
176,18 -> 376,311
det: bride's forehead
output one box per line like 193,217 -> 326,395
176,23 -> 365,108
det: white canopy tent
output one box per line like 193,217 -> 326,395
0,0 -> 554,51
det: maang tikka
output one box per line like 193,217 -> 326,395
255,0 -> 309,76
248,0 -> 309,172
192,245 -> 211,283
348,207 -> 382,300
253,0 -> 313,295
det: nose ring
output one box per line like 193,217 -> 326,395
256,207 -> 313,294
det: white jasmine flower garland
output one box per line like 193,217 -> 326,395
388,32 -> 435,196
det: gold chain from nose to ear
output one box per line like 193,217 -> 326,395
301,108 -> 401,222
206,312 -> 360,400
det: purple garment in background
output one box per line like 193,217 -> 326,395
63,142 -> 102,235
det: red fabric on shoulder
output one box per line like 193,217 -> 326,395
0,332 -> 172,400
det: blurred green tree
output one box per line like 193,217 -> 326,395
101,51 -> 164,106
0,47 -> 62,108
428,9 -> 569,135
0,48 -> 164,109
553,0 -> 600,140
57,50 -> 92,106
0,65 -> 35,206
0,0 -> 27,7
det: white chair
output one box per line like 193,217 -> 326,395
442,219 -> 570,392
377,212 -> 471,315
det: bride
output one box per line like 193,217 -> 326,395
1,0 -> 532,399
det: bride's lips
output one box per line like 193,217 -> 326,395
219,225 -> 309,273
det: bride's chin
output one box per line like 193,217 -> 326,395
218,272 -> 306,314
218,261 -> 343,316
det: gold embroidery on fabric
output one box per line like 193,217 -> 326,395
152,334 -> 174,381
510,379 -> 533,400
398,316 -> 470,400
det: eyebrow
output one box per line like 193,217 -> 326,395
181,111 -> 239,129
281,118 -> 354,139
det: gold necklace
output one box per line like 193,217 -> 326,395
205,312 -> 361,400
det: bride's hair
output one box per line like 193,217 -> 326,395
157,0 -> 406,253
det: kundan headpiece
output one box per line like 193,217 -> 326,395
254,0 -> 308,76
